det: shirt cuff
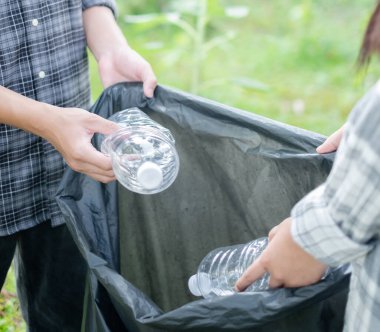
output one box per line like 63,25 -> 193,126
82,0 -> 117,17
290,185 -> 371,266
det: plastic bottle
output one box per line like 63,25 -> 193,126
99,108 -> 180,194
188,237 -> 270,298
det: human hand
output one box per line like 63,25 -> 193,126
83,6 -> 157,97
97,46 -> 157,98
42,107 -> 120,183
235,218 -> 327,291
316,125 -> 345,154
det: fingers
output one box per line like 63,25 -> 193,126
85,113 -> 120,135
235,259 -> 286,291
235,257 -> 267,292
141,65 -> 157,98
268,226 -> 278,241
269,217 -> 291,241
84,146 -> 114,170
50,108 -> 120,182
268,275 -> 284,288
236,218 -> 328,292
69,162 -> 116,183
86,172 -> 116,183
68,154 -> 116,183
65,143 -> 116,178
143,78 -> 157,98
316,125 -> 345,154
316,140 -> 338,154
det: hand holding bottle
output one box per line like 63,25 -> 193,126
235,218 -> 327,291
99,108 -> 179,194
188,237 -> 269,298
42,107 -> 120,183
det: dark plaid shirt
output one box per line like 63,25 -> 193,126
0,0 -> 116,236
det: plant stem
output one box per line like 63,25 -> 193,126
191,0 -> 207,94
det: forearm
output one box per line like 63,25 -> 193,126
83,6 -> 129,61
291,184 -> 372,266
292,129 -> 380,265
0,83 -> 119,182
83,3 -> 156,96
0,85 -> 58,140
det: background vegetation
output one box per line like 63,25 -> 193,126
94,0 -> 380,135
0,268 -> 24,331
2,0 -> 380,330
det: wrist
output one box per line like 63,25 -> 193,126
96,42 -> 130,63
28,102 -> 60,140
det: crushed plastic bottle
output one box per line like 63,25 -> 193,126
99,108 -> 180,194
188,237 -> 270,298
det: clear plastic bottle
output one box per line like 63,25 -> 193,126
99,108 -> 180,194
188,237 -> 269,298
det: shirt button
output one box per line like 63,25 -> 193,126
38,71 -> 46,79
32,19 -> 39,26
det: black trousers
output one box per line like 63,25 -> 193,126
0,222 -> 87,331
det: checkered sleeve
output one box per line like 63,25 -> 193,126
82,0 -> 117,16
291,85 -> 380,267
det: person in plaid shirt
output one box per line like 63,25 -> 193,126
236,2 -> 380,331
0,1 -> 156,330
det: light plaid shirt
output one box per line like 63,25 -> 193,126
292,82 -> 380,332
0,0 -> 116,236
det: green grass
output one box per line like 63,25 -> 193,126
0,267 -> 25,332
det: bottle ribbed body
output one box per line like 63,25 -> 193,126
188,237 -> 269,298
99,108 -> 179,194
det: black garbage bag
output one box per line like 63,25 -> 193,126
56,83 -> 350,332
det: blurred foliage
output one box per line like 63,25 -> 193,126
90,0 -> 380,136
0,267 -> 25,332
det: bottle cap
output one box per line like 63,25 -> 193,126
188,275 -> 202,297
188,273 -> 212,297
137,162 -> 163,190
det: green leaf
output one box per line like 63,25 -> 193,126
231,77 -> 270,92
